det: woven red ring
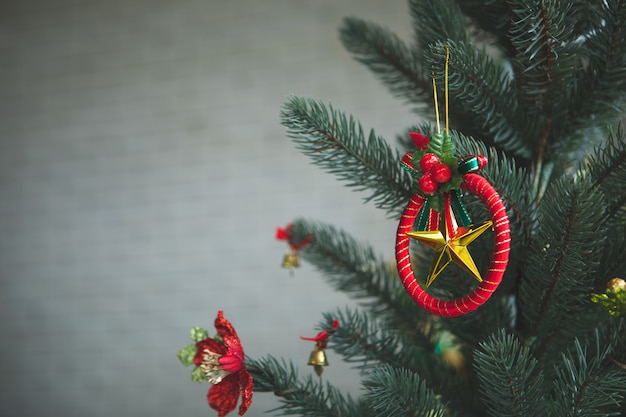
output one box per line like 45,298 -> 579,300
395,173 -> 511,317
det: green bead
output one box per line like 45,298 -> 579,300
191,366 -> 205,382
177,344 -> 198,366
190,326 -> 209,342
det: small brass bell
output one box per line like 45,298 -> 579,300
281,251 -> 300,270
307,348 -> 329,376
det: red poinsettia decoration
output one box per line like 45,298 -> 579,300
193,311 -> 253,417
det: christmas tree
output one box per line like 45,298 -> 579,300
180,0 -> 626,415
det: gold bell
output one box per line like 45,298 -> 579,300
607,277 -> 626,292
307,348 -> 329,376
281,251 -> 300,270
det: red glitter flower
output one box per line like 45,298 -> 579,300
193,311 -> 253,417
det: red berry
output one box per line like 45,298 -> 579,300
409,132 -> 429,150
418,173 -> 438,195
432,163 -> 452,183
420,153 -> 440,173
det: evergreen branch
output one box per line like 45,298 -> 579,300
585,124 -> 626,218
454,0 -> 515,54
519,174 -> 608,353
247,356 -> 301,396
474,330 -> 546,417
565,0 -> 626,134
318,309 -> 476,416
408,0 -> 492,142
568,0 -> 608,42
281,96 -> 412,217
362,364 -> 451,417
507,0 -> 580,158
508,0 -> 576,107
290,218 -> 431,338
547,332 -> 626,416
427,41 -> 531,159
248,356 -> 368,417
442,297 -> 517,351
320,308 -> 442,375
594,222 -> 626,288
409,0 -> 469,54
339,17 -> 430,110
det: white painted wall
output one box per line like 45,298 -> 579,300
0,1 -> 417,415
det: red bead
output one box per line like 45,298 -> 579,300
418,173 -> 438,195
419,153 -> 440,173
432,163 -> 452,183
409,132 -> 429,150
477,155 -> 488,169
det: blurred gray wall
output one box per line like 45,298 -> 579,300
0,1 -> 417,416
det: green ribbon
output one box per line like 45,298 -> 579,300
416,200 -> 431,231
457,155 -> 480,174
451,190 -> 472,228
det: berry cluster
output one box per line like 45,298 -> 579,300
408,131 -> 454,195
418,153 -> 452,194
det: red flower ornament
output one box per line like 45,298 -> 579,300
190,311 -> 253,417
276,222 -> 313,272
300,319 -> 339,349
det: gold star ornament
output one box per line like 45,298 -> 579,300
406,218 -> 493,287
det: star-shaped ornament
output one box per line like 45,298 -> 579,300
406,216 -> 493,287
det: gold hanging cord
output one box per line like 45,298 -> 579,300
432,45 -> 450,135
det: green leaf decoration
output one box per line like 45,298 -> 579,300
591,280 -> 626,317
177,344 -> 198,367
191,366 -> 205,383
190,327 -> 209,342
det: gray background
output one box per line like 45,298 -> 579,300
0,1 -> 417,416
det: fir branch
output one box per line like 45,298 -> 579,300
519,174 -> 608,354
281,96 -> 412,217
248,356 -> 301,396
564,0 -> 626,135
318,309 -> 475,416
290,218 -> 431,337
339,17 -> 430,110
594,222 -> 626,289
362,364 -> 451,417
427,41 -> 531,159
507,0 -> 579,156
547,333 -> 626,417
585,124 -> 626,218
568,0 -> 607,42
409,0 -> 469,54
442,297 -> 516,351
454,0 -> 514,54
320,308 -> 441,374
408,0 -> 494,142
508,0 -> 576,106
248,356 -> 368,417
474,330 -> 546,417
